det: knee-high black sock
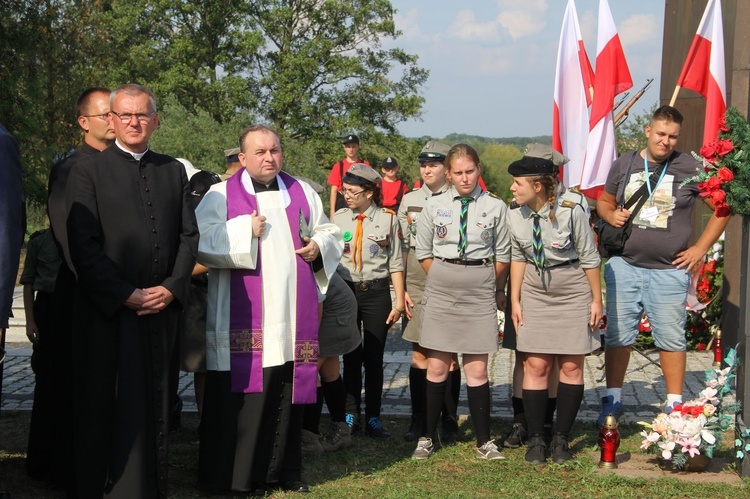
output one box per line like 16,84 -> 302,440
467,382 -> 491,446
512,396 -> 526,426
302,386 -> 324,433
443,366 -> 461,418
522,389 -> 548,437
424,379 -> 446,440
545,397 -> 557,428
409,367 -> 427,418
322,376 -> 346,423
554,383 -> 583,437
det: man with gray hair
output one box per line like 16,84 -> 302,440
66,83 -> 198,498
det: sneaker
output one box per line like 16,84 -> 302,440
476,440 -> 506,461
503,422 -> 527,449
404,415 -> 424,442
411,437 -> 435,460
364,417 -> 391,439
321,421 -> 351,452
597,395 -> 624,427
550,434 -> 573,464
441,415 -> 461,443
301,429 -> 324,456
525,436 -> 547,464
345,413 -> 361,435
663,400 -> 681,414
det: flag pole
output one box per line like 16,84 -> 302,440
669,85 -> 681,106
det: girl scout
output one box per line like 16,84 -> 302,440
334,163 -> 405,439
413,144 -> 511,461
507,144 -> 602,465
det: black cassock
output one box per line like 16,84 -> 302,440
67,144 -> 198,498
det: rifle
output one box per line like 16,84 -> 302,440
613,92 -> 630,112
614,79 -> 653,128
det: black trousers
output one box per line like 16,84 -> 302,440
343,285 -> 391,418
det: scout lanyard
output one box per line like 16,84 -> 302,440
643,151 -> 669,203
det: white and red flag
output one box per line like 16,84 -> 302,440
553,0 -> 594,188
579,0 -> 632,199
673,0 -> 726,145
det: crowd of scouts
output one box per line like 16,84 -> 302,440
16,87 -> 605,498
313,135 -> 602,465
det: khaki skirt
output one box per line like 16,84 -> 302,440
402,250 -> 427,343
516,262 -> 600,355
319,272 -> 361,358
418,259 -> 499,354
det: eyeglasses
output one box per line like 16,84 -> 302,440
340,188 -> 366,197
82,113 -> 111,121
110,110 -> 156,124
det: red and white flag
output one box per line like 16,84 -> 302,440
553,0 -> 594,188
675,0 -> 726,145
579,0 -> 632,199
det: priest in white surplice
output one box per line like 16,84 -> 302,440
195,125 -> 342,494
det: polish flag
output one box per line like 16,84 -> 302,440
674,0 -> 726,145
579,0 -> 632,199
553,0 -> 595,188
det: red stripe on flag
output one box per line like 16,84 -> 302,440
676,35 -> 711,95
589,34 -> 632,127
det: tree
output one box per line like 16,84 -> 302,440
616,103 -> 658,155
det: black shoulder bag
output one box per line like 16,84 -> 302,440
594,152 -> 670,258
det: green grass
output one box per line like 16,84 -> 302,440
0,412 -> 746,498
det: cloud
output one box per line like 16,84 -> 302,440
394,8 -> 422,41
618,14 -> 659,47
496,0 -> 548,40
447,10 -> 502,42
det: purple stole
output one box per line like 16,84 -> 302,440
226,171 -> 319,404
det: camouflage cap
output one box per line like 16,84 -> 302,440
342,163 -> 382,186
418,140 -> 451,163
523,143 -> 569,167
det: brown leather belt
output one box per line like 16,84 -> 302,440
439,258 -> 492,266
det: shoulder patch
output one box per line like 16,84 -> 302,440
560,200 -> 577,208
509,200 -> 521,210
486,191 -> 499,199
334,207 -> 351,216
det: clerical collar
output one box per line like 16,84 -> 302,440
251,177 -> 279,192
114,139 -> 149,161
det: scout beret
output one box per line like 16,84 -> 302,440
381,157 -> 398,169
507,143 -> 569,177
224,147 -> 241,163
343,134 -> 360,144
342,163 -> 382,186
418,140 -> 451,163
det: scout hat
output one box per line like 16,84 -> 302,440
418,140 -> 451,162
342,163 -> 382,186
381,157 -> 398,169
343,134 -> 360,144
224,147 -> 241,163
507,143 -> 569,176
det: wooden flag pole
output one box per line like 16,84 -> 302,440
669,85 -> 681,106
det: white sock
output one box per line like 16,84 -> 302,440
606,388 -> 622,403
666,394 -> 682,406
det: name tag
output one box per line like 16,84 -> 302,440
435,208 -> 453,225
641,206 -> 659,223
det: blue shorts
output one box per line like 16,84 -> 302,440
604,257 -> 690,351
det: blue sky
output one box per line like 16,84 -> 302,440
389,0 -> 665,139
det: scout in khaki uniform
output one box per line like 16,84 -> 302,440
333,163 -> 405,439
397,141 -> 462,443
507,144 -> 602,465
412,144 -> 511,461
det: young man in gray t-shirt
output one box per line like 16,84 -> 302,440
596,105 -> 729,426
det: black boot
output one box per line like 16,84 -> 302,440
525,435 -> 547,465
550,433 -> 573,464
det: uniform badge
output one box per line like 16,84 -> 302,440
410,224 -> 418,236
436,225 -> 447,238
343,231 -> 352,242
480,230 -> 491,242
369,243 -> 380,256
343,243 -> 350,254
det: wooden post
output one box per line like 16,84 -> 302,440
723,0 -> 750,479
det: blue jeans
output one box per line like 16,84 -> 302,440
604,257 -> 690,351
